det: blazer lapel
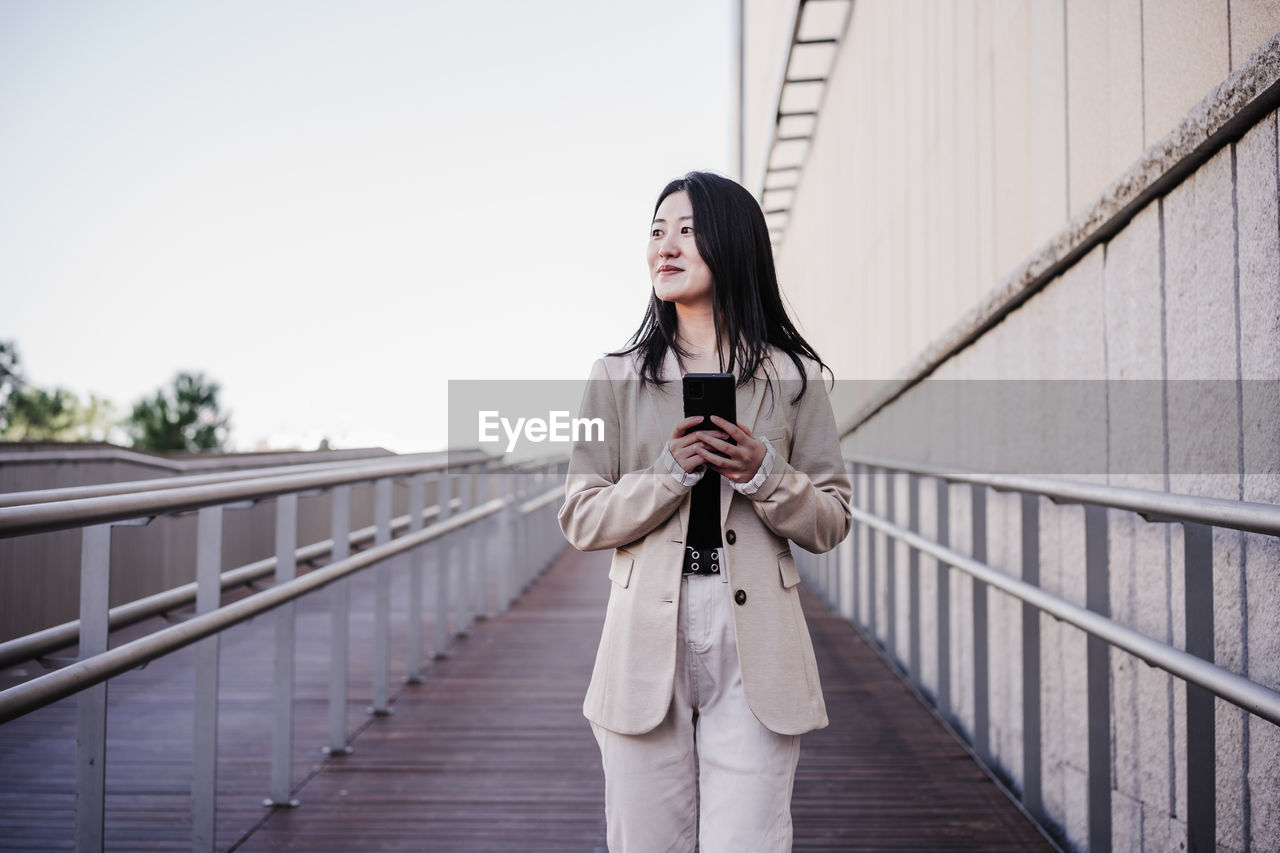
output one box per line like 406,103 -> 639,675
719,371 -> 769,531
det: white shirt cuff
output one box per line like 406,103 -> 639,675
731,436 -> 775,496
660,443 -> 706,486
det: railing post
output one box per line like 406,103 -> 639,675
370,479 -> 393,715
907,473 -> 921,679
867,466 -> 878,642
516,471 -> 530,593
192,507 -> 222,851
935,479 -> 951,719
75,523 -> 110,852
971,483 -> 989,764
497,470 -> 513,614
473,466 -> 486,617
325,485 -> 353,755
405,473 -> 427,684
456,466 -> 474,637
1020,492 -> 1043,822
885,471 -> 897,663
544,461 -> 557,569
265,493 -> 300,808
829,535 -> 839,607
434,471 -> 453,658
1184,521 -> 1215,853
850,462 -> 860,627
1084,504 -> 1111,853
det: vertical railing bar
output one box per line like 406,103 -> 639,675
192,507 -> 222,851
971,483 -> 989,763
475,468 -> 491,621
886,471 -> 897,663
1020,492 -> 1043,822
456,466 -> 474,637
405,474 -> 426,684
828,514 -> 837,610
1184,521 -> 1215,853
497,471 -> 513,614
515,472 -> 530,595
867,466 -> 878,643
434,470 -> 453,658
1084,504 -> 1111,853
75,523 -> 111,853
936,479 -> 951,719
370,479 -> 393,715
266,493 -> 300,807
325,486 -> 353,755
837,468 -> 850,619
908,473 -> 921,680
850,462 -> 861,627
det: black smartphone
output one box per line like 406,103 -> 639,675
682,373 -> 737,444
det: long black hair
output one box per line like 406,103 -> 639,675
610,170 -> 830,406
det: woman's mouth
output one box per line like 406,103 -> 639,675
657,266 -> 682,275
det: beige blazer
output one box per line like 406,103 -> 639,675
558,345 -> 852,736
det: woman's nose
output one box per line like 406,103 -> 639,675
659,236 -> 679,258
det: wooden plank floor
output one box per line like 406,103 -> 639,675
1,544 -> 1055,851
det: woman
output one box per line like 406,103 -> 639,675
558,171 -> 851,852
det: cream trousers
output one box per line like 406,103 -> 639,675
590,571 -> 802,853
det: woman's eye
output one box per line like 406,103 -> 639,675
681,226 -> 694,234
651,229 -> 662,238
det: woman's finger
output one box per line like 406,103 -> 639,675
693,444 -> 733,467
698,429 -> 752,456
708,416 -> 752,443
670,415 -> 705,440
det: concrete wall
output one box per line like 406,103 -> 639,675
841,125 -> 1280,850
744,2 -> 1280,851
754,0 -> 1280,389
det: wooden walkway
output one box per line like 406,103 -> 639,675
0,545 -> 1055,851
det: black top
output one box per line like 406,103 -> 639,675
687,468 -> 721,547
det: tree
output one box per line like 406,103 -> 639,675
127,371 -> 231,452
0,340 -> 23,434
0,341 -> 118,442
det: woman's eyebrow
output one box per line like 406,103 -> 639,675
651,216 -> 694,224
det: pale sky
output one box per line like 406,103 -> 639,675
0,0 -> 734,452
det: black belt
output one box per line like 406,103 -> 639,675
682,544 -> 721,576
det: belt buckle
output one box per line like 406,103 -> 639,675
682,544 -> 721,576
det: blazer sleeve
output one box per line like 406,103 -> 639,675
557,357 -> 691,552
743,358 -> 852,554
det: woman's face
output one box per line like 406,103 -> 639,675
648,190 -> 713,308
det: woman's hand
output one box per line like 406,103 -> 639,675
693,416 -> 766,484
668,415 -> 724,473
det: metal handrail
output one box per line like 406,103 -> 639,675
0,496 -> 513,725
0,453 -> 416,508
818,451 -> 1280,852
0,446 -> 570,851
0,497 -> 464,670
846,452 -> 1280,536
520,484 -> 565,514
0,450 -> 494,539
849,504 -> 1280,727
0,452 -> 566,667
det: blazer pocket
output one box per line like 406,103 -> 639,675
777,549 -> 801,589
759,427 -> 790,463
609,550 -> 635,588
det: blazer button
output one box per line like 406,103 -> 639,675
726,529 -> 737,545
734,589 -> 747,606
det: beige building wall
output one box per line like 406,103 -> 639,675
746,0 -> 1280,389
745,3 -> 1280,852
